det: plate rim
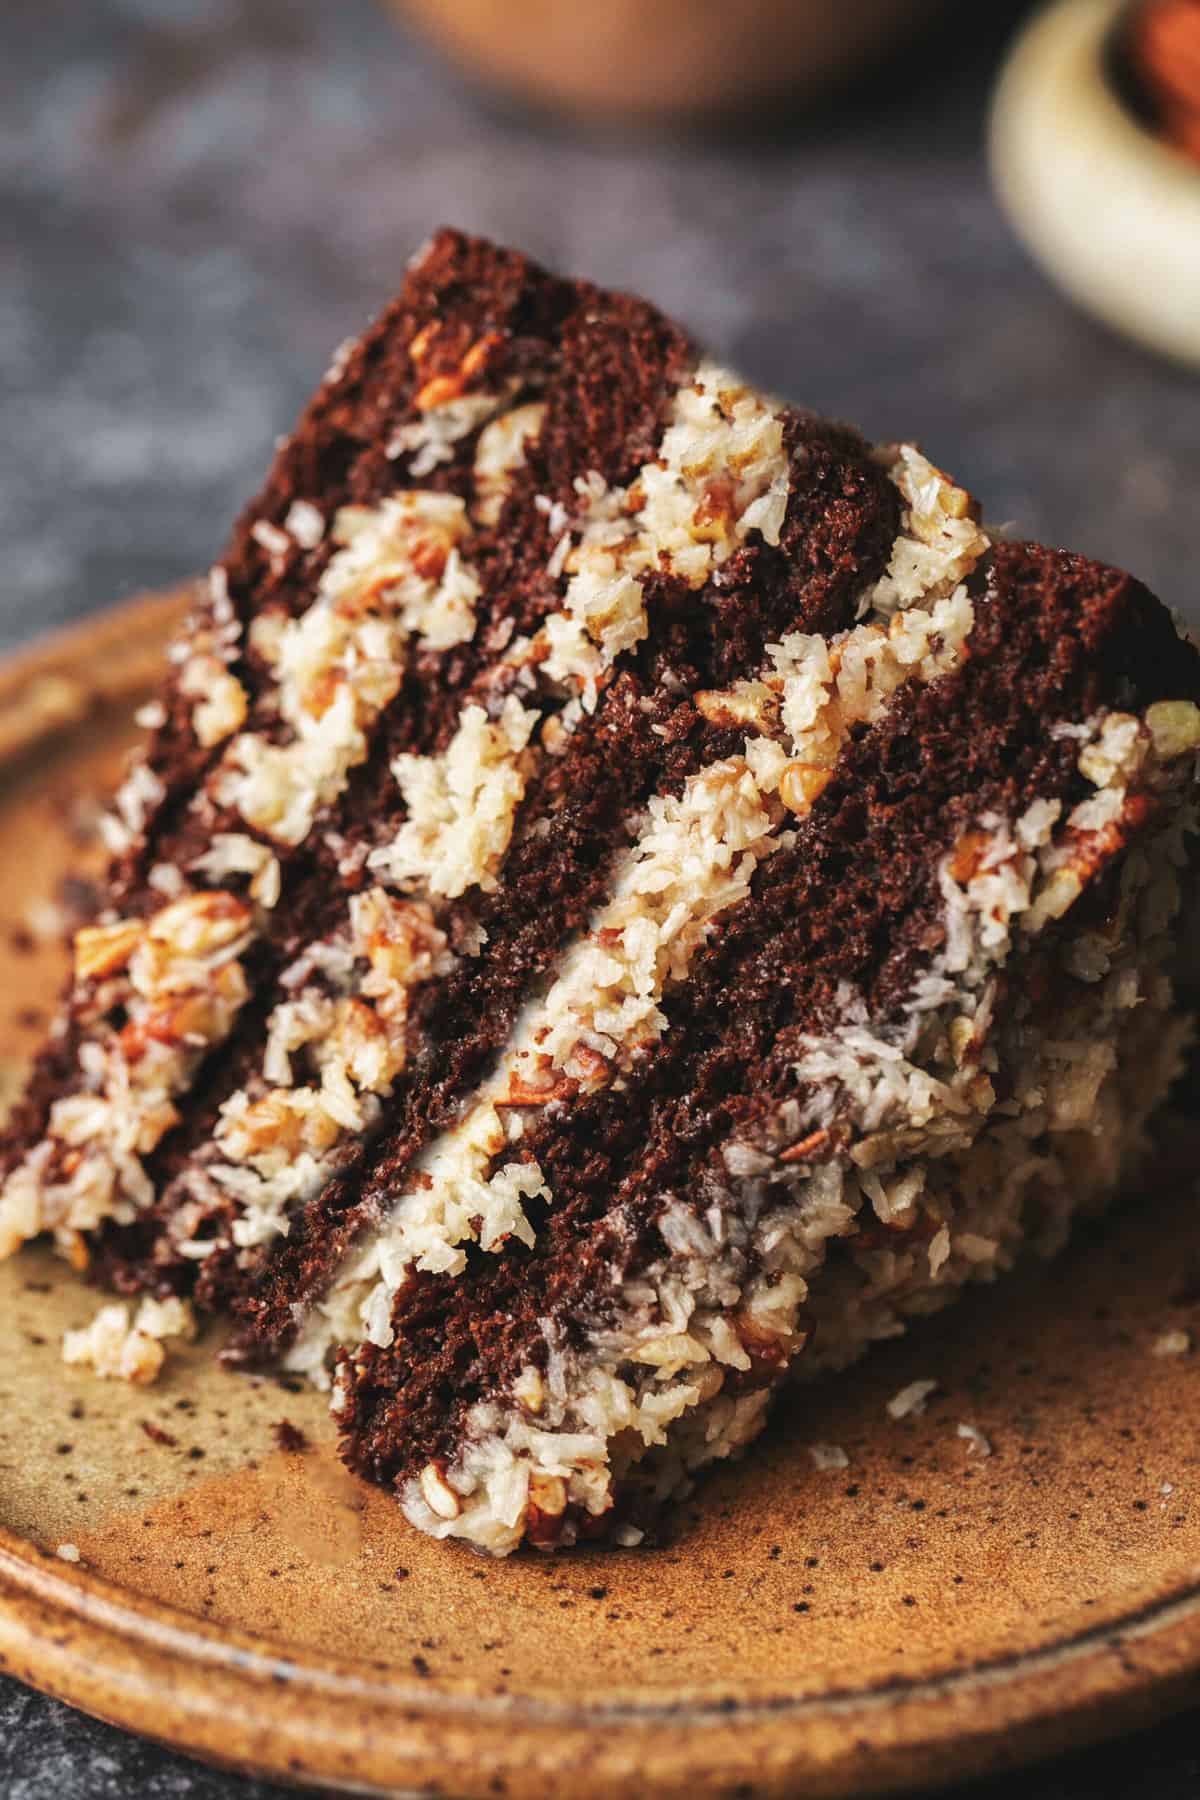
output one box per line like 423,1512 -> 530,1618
4,1522 -> 1200,1798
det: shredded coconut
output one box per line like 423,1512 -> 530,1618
368,696 -> 539,897
867,446 -> 989,615
808,1442 -> 850,1471
887,1379 -> 939,1420
771,586 -> 975,766
523,752 -> 785,1075
473,402 -> 547,524
100,759 -> 166,856
251,519 -> 292,562
0,892 -> 255,1263
185,890 -> 452,1257
318,491 -> 482,648
62,1295 -> 195,1385
284,499 -> 325,549
217,492 -> 482,845
388,383 -> 520,478
543,363 -> 791,708
191,834 -> 282,909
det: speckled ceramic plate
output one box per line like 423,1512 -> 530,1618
1,592 -> 1200,1798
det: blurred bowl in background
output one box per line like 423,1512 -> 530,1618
991,0 -> 1200,367
392,0 -> 938,123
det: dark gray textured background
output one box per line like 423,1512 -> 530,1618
1,0 -> 1198,1793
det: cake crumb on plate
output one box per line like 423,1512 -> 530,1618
887,1379 -> 939,1421
956,1422 -> 992,1457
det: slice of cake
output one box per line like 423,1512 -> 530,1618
3,230 -> 1198,1554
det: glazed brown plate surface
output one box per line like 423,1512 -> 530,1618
1,591 -> 1199,1798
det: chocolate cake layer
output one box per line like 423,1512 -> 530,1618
3,230 -> 1197,1558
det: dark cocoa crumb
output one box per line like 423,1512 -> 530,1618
273,1420 -> 309,1454
57,876 -> 102,928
